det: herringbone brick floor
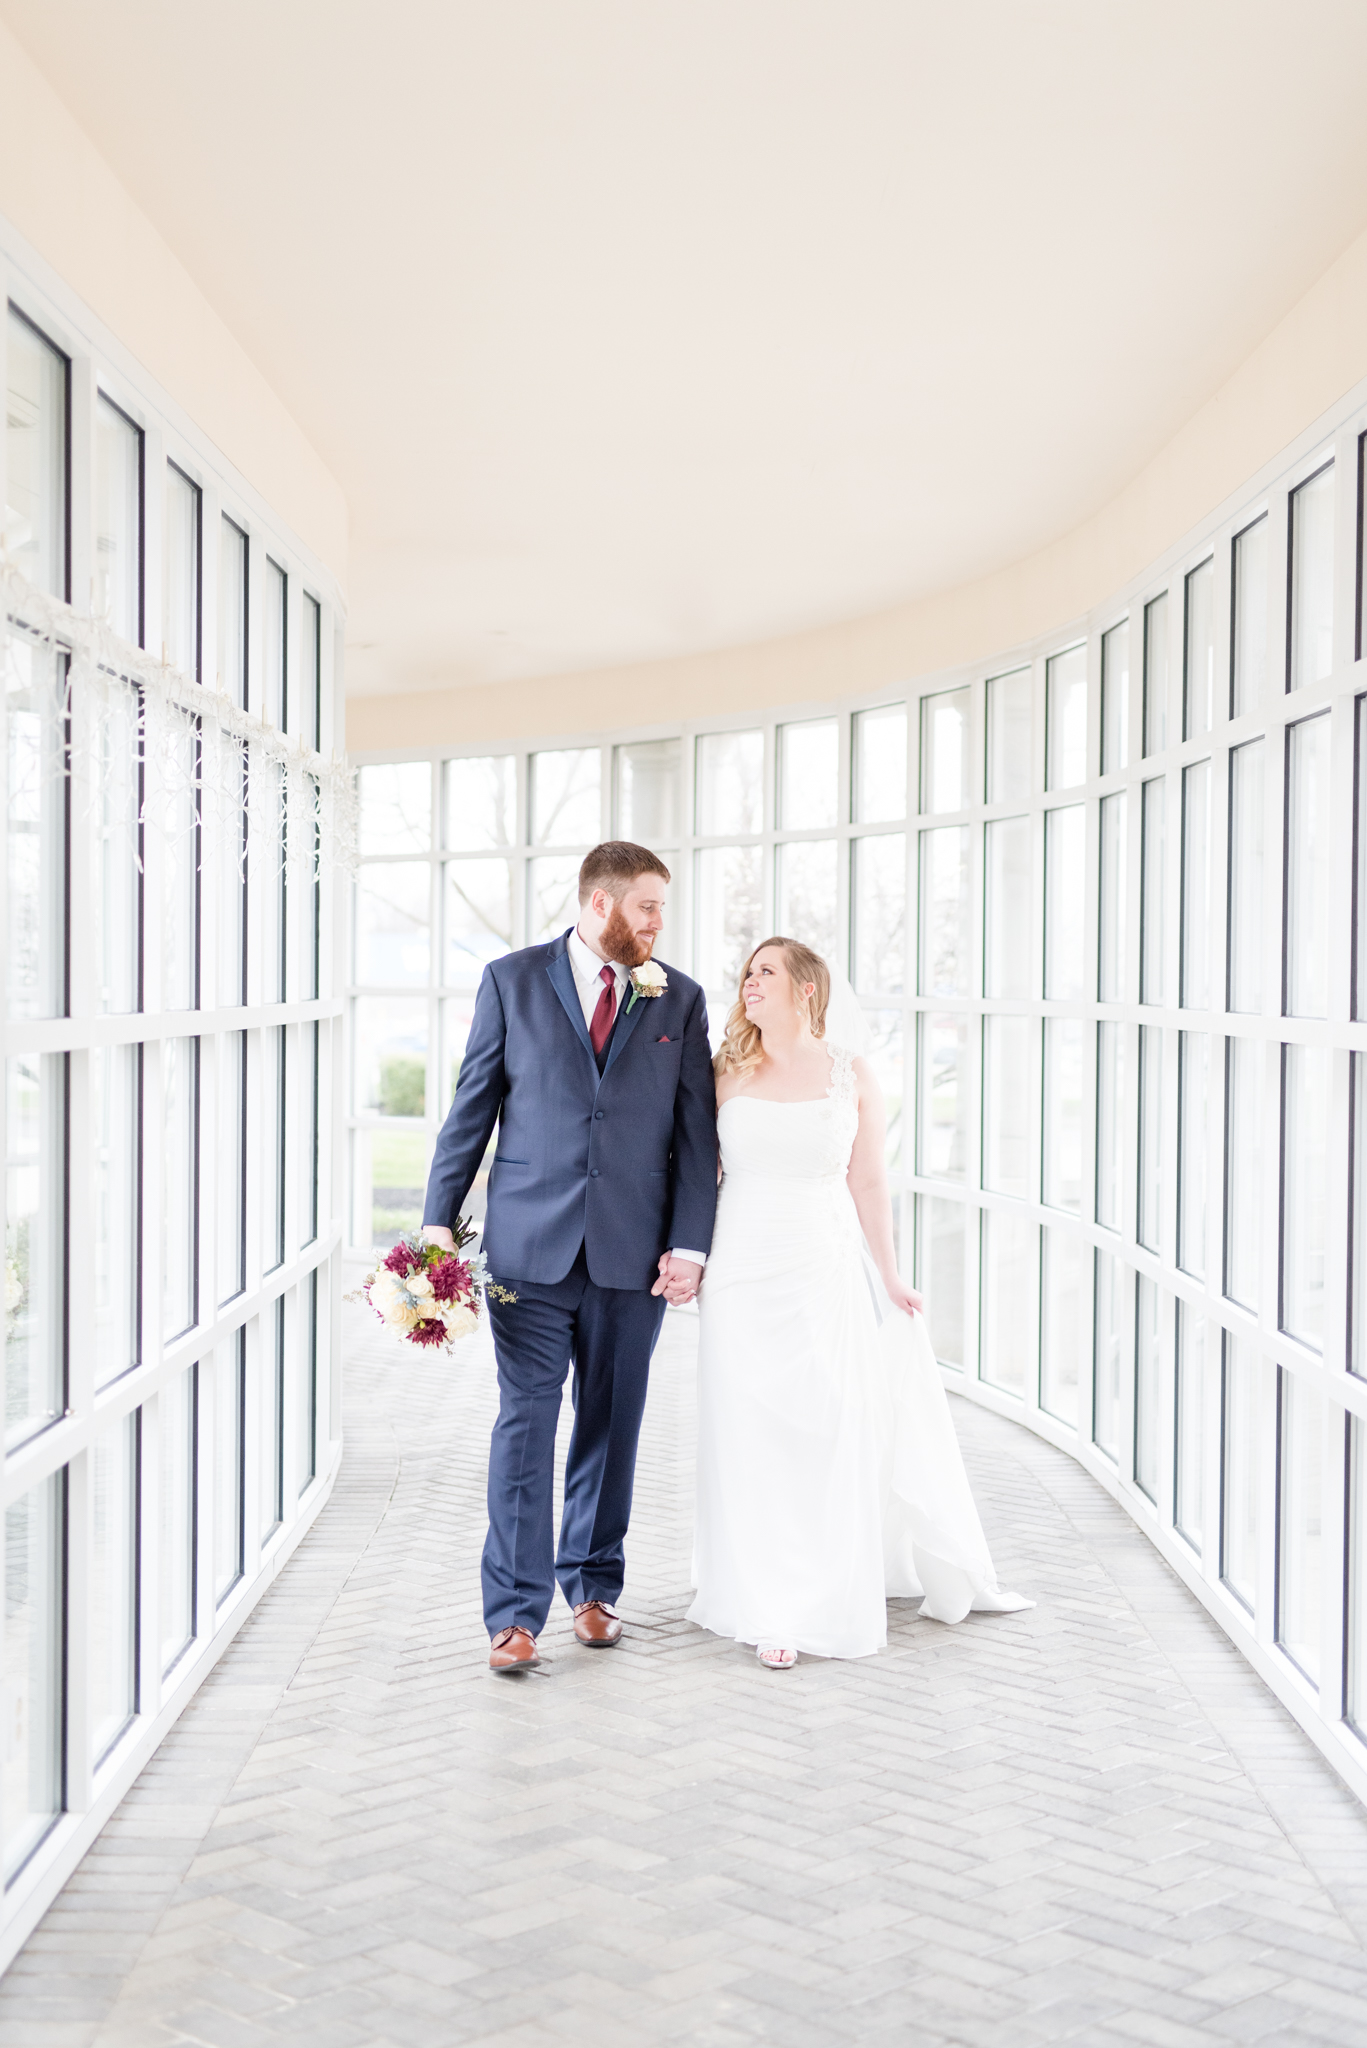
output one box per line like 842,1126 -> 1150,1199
5,1302 -> 1367,2046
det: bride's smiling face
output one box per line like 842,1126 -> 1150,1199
742,946 -> 813,1028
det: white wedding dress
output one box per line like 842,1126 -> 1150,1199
689,1044 -> 1032,1659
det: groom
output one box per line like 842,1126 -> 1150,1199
421,842 -> 718,1673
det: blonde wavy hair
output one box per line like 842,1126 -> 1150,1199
713,936 -> 831,1083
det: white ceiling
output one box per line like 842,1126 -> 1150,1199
6,1 -> 1367,697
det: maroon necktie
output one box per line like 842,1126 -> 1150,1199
589,963 -> 618,1059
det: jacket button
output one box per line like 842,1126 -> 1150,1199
594,1110 -> 604,1119
590,1168 -> 600,1178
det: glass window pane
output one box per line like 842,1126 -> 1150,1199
5,307 -> 68,601
1134,1275 -> 1161,1502
778,720 -> 838,830
162,1038 -> 198,1339
1178,1031 -> 1208,1280
1101,621 -> 1129,775
213,1333 -> 244,1605
1182,558 -> 1215,741
302,776 -> 321,1004
160,712 -> 200,1012
1281,1042 -> 1329,1349
95,396 -> 143,646
1277,1369 -> 1323,1685
1098,792 -> 1126,1003
6,633 -> 68,1021
864,1013 -> 904,1171
1175,1302 -> 1205,1550
1045,647 -> 1087,790
262,1300 -> 284,1540
1350,1420 -> 1367,1731
1044,806 -> 1085,999
531,748 -> 600,845
448,753 -> 518,847
262,558 -> 286,728
1288,461 -> 1335,692
983,1015 -> 1032,1199
1231,515 -> 1267,718
917,1014 -> 969,1183
776,838 -> 837,962
353,997 -> 427,1118
358,762 -> 430,857
980,1208 -> 1037,1398
1042,1019 -> 1083,1214
984,816 -> 1031,1000
365,1123 -> 432,1251
5,1052 -> 67,1450
916,827 -> 967,998
1227,740 -> 1265,1014
215,1033 -> 245,1306
164,463 -> 201,679
1093,1249 -> 1125,1461
300,592 -> 321,752
262,1026 -> 286,1275
445,859 -> 512,991
1140,778 -> 1166,1004
915,1195 -> 964,1369
90,1412 -> 138,1761
613,738 -> 681,842
1180,761 -> 1211,1009
1143,593 -> 1169,757
853,705 -> 907,823
1358,699 -> 1367,1022
1285,713 -> 1331,1018
1224,1035 -> 1262,1313
696,730 -> 763,836
217,516 -> 247,708
985,669 -> 1032,805
94,1042 -> 141,1383
527,853 -> 582,948
3,1472 -> 64,1879
355,862 -> 430,987
159,1363 -> 197,1674
296,1271 -> 318,1498
1355,1053 -> 1367,1378
1138,1025 -> 1162,1254
297,1021 -> 319,1250
91,676 -> 142,1016
852,834 -> 905,996
1042,1226 -> 1085,1428
1096,1020 -> 1125,1232
920,688 -> 969,814
694,847 -> 763,998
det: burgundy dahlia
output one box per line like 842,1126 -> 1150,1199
381,1241 -> 422,1278
430,1256 -> 472,1304
407,1316 -> 448,1347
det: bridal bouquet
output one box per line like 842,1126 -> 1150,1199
350,1217 -> 513,1350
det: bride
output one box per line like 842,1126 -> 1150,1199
687,936 -> 1031,1670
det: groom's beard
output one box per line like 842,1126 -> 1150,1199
601,904 -> 655,968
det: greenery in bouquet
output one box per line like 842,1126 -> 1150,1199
350,1219 -> 498,1349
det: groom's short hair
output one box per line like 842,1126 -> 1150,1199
578,841 -> 671,905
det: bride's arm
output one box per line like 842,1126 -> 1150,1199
845,1059 -> 923,1318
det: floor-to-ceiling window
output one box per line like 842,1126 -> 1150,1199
350,395 -> 1367,1803
2,264 -> 343,1953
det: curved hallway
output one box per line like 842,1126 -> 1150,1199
5,1310 -> 1367,2048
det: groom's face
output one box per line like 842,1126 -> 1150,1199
599,874 -> 666,967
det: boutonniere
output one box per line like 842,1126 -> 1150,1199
626,961 -> 667,1012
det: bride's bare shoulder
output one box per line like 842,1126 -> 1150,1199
714,1064 -> 744,1108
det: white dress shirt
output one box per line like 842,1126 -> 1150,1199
567,925 -> 706,1272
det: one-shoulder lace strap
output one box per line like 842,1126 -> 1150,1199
826,1041 -> 857,1108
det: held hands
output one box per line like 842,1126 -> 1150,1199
653,1253 -> 703,1306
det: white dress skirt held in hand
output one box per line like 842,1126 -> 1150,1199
689,1044 -> 1032,1659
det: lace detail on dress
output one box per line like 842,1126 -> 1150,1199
826,1041 -> 857,1109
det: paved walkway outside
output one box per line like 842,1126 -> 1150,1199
5,1303 -> 1367,2047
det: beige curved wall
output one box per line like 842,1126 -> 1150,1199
0,19 -> 348,595
348,218 -> 1367,752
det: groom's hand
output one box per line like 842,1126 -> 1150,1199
652,1253 -> 702,1305
421,1225 -> 457,1252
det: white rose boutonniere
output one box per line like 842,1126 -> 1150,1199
627,960 -> 667,1012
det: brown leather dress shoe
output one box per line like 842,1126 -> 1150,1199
489,1625 -> 540,1673
573,1600 -> 623,1648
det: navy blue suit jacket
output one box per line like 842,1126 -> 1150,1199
422,931 -> 718,1290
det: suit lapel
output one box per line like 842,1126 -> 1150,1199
545,935 -> 598,1072
601,979 -> 649,1077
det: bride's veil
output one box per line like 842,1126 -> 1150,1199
822,962 -> 871,1056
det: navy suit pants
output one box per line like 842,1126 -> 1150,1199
482,1245 -> 667,1636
